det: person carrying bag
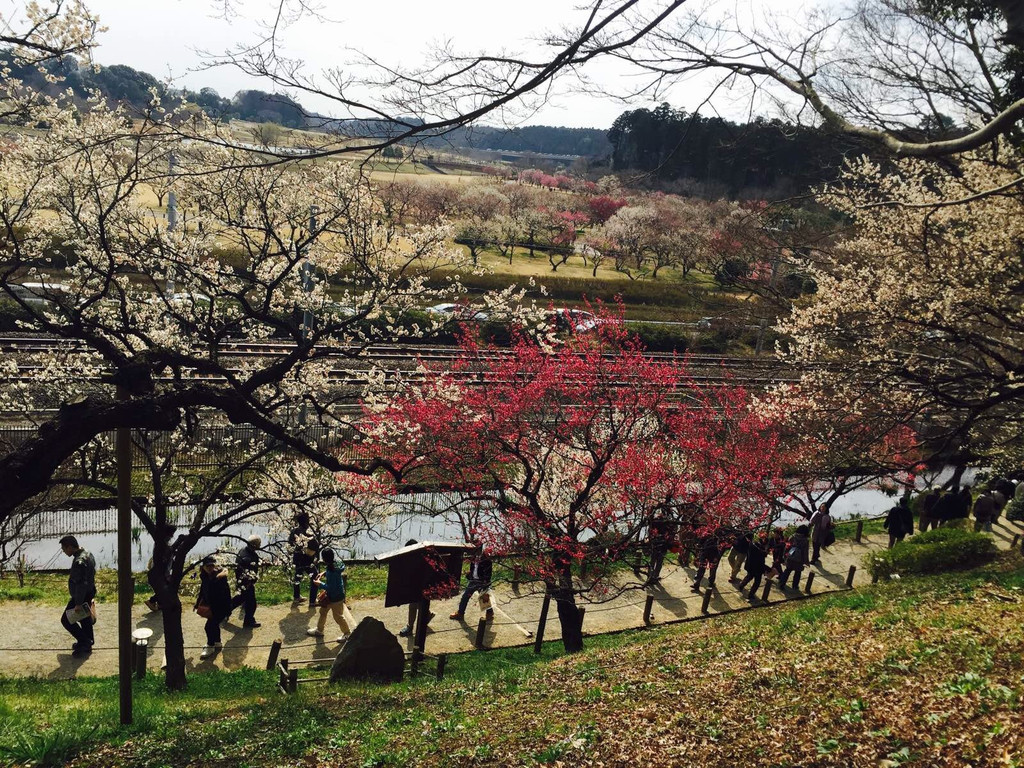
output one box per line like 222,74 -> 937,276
306,549 -> 354,643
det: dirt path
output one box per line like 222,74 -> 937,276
2,522 -> 1020,679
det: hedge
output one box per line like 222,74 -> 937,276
866,526 -> 997,579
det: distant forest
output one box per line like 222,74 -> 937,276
3,54 -> 308,128
6,53 -> 900,194
607,103 -> 869,194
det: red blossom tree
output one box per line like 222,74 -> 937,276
356,314 -> 786,652
586,194 -> 628,225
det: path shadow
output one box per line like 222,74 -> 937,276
47,651 -> 92,680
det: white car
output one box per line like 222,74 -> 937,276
426,303 -> 489,321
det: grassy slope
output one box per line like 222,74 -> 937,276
1,553 -> 1022,767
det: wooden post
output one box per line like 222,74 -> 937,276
411,598 -> 430,676
701,586 -> 713,614
761,580 -> 772,602
804,572 -> 815,595
512,564 -> 520,590
846,565 -> 857,587
1012,534 -> 1020,549
133,640 -> 147,680
288,668 -> 298,693
436,653 -> 448,680
475,617 -> 488,650
642,595 -> 655,625
578,606 -> 586,632
855,520 -> 864,543
266,639 -> 282,671
533,592 -> 551,654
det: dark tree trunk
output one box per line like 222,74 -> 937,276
153,578 -> 188,690
552,567 -> 583,653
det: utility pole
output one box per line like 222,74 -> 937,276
165,153 -> 178,296
115,385 -> 133,725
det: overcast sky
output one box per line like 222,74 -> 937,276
75,0 -> 803,130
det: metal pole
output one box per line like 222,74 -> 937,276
116,385 -> 133,725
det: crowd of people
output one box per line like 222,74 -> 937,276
53,476 -> 1021,659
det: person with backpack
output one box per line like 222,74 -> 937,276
196,555 -> 232,659
306,548 -> 354,643
777,525 -> 810,589
738,531 -> 769,600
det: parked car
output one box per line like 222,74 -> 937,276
547,308 -> 598,333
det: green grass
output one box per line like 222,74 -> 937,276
0,564 -> 390,607
6,555 -> 1021,766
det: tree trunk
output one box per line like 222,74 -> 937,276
151,570 -> 188,690
552,567 -> 583,653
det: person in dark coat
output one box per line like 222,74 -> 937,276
288,512 -> 320,605
231,535 -> 262,628
972,492 -> 997,532
727,528 -> 752,582
931,489 -> 958,526
690,532 -> 722,593
196,555 -> 233,658
777,525 -> 810,589
738,531 -> 768,600
808,504 -> 833,564
765,528 -> 787,580
398,539 -> 435,638
919,489 -> 940,531
884,496 -> 913,548
451,547 -> 494,621
647,514 -> 677,585
59,535 -> 96,657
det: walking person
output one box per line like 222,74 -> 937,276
738,531 -> 768,600
288,512 -> 320,605
809,504 -> 833,564
972,491 -> 996,533
195,555 -> 232,659
450,547 -> 494,621
306,549 -> 354,643
727,528 -> 752,582
764,528 -> 787,580
398,539 -> 434,638
919,488 -> 940,531
59,535 -> 96,657
231,535 -> 262,628
646,514 -> 676,585
884,495 -> 913,548
777,525 -> 810,589
690,532 -> 722,593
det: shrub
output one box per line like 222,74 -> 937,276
866,527 -> 997,579
626,322 -> 690,353
0,299 -> 31,332
1005,496 -> 1024,522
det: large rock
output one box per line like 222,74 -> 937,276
330,616 -> 405,684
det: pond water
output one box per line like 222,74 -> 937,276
17,468 -> 979,570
